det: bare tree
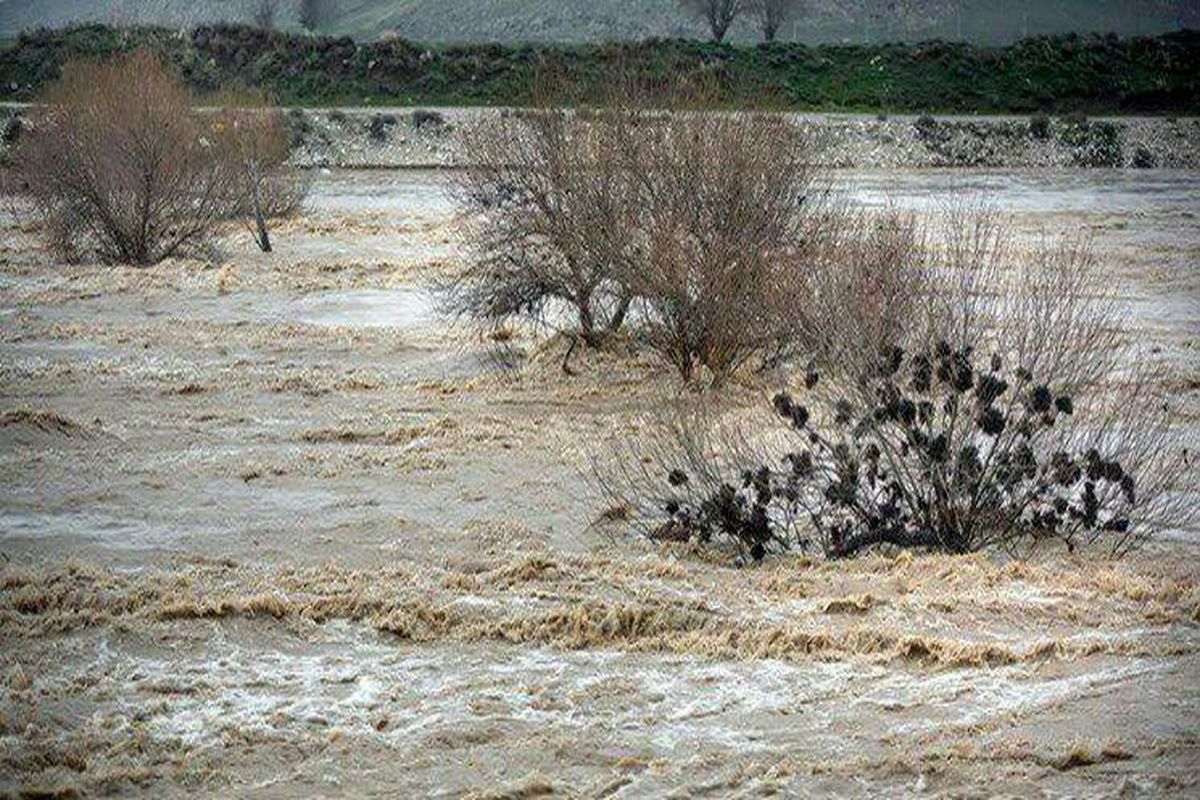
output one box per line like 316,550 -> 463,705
680,0 -> 744,42
749,0 -> 804,42
14,50 -> 237,265
253,0 -> 280,30
446,101 -> 640,361
448,71 -> 843,383
617,110 -> 831,386
213,91 -> 310,253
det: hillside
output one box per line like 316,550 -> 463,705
1,24 -> 1197,114
2,0 -> 1199,45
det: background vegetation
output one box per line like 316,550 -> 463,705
0,24 -> 1196,112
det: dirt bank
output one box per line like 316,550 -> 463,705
285,110 -> 1200,170
3,105 -> 1200,170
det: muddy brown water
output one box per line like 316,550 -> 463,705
0,169 -> 1197,797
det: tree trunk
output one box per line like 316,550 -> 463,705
562,334 -> 579,375
607,293 -> 632,333
254,205 -> 272,253
251,176 -> 272,253
578,297 -> 602,348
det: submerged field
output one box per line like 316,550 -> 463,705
1,168 -> 1198,796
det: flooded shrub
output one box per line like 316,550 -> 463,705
661,350 -> 1158,560
447,104 -> 640,352
13,50 -> 238,265
617,111 -> 828,385
788,210 -> 928,378
450,95 -> 831,381
212,91 -> 311,253
1131,145 -> 1158,169
602,213 -> 1195,562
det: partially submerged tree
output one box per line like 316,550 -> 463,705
749,0 -> 803,42
680,0 -> 744,42
14,50 -> 237,265
448,76 -> 837,381
619,110 -> 829,385
447,102 -> 640,359
213,91 -> 310,253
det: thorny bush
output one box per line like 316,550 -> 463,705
598,211 -> 1195,562
659,347 -> 1155,560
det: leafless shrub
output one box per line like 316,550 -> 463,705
619,110 -> 831,386
598,208 -> 1195,561
446,100 -> 640,361
212,90 -> 311,253
450,76 -> 840,383
13,50 -> 237,265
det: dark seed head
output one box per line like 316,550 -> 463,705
928,433 -> 949,462
1028,385 -> 1053,414
977,406 -> 1006,436
975,374 -> 1009,405
772,392 -> 793,418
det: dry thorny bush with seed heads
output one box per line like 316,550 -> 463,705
596,208 -> 1197,562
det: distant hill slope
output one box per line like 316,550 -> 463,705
2,0 -> 1198,44
2,24 -> 1196,115
0,1 -> 297,36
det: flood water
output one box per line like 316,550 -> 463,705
1,166 -> 1198,797
307,167 -> 1200,218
